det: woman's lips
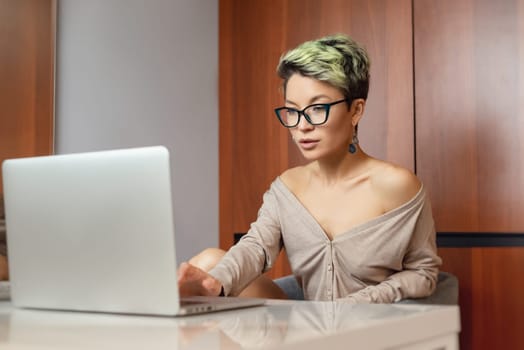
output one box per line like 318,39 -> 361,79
298,138 -> 319,150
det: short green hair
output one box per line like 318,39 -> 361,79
277,34 -> 370,101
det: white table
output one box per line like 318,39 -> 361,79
0,300 -> 460,350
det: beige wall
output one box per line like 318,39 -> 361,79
54,0 -> 218,263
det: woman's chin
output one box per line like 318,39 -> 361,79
297,148 -> 323,161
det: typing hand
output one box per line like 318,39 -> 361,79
177,262 -> 222,297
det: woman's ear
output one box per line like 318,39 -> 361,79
350,99 -> 366,126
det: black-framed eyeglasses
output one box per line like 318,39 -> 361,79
274,98 -> 349,128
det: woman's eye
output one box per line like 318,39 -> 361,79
311,105 -> 326,113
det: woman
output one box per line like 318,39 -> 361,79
178,34 -> 441,303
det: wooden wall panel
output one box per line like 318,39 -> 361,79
0,0 -> 55,195
220,0 -> 415,279
415,1 -> 524,349
219,0 -> 290,277
414,0 -> 524,232
219,0 -> 288,250
439,247 -> 524,350
438,248 -> 474,350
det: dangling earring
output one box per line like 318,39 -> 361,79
348,125 -> 359,154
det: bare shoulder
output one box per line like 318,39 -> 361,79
280,166 -> 309,192
370,161 -> 421,212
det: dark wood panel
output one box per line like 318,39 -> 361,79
414,0 -> 524,232
220,0 -> 414,279
219,0 -> 289,255
229,0 -> 289,234
438,248 -> 473,350
416,2 -> 524,349
0,0 -> 55,195
221,0 -> 290,278
439,247 -> 524,350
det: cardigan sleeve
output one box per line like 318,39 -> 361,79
209,185 -> 283,296
0,197 -> 6,256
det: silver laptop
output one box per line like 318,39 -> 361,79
2,146 -> 264,316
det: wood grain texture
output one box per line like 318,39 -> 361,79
0,0 -> 55,194
439,247 -> 524,350
416,2 -> 524,349
219,0 -> 289,247
220,0 -> 415,279
414,0 -> 524,232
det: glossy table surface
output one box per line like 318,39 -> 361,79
0,300 -> 460,350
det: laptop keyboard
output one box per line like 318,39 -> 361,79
180,299 -> 207,306
180,296 -> 245,306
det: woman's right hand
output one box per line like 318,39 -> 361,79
177,262 -> 223,297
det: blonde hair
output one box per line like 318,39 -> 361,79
277,34 -> 370,101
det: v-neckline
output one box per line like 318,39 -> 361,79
274,177 -> 424,242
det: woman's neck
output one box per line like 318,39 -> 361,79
309,149 -> 371,185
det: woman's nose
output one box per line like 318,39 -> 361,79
296,113 -> 314,131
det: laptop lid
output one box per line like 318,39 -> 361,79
3,146 -> 183,315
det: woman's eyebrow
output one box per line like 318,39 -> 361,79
308,94 -> 332,103
284,95 -> 332,107
284,99 -> 299,107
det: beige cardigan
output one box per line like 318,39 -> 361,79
0,197 -> 6,256
210,177 -> 441,303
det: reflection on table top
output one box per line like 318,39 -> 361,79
0,300 -> 460,350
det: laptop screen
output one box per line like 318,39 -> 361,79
2,146 -> 181,315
